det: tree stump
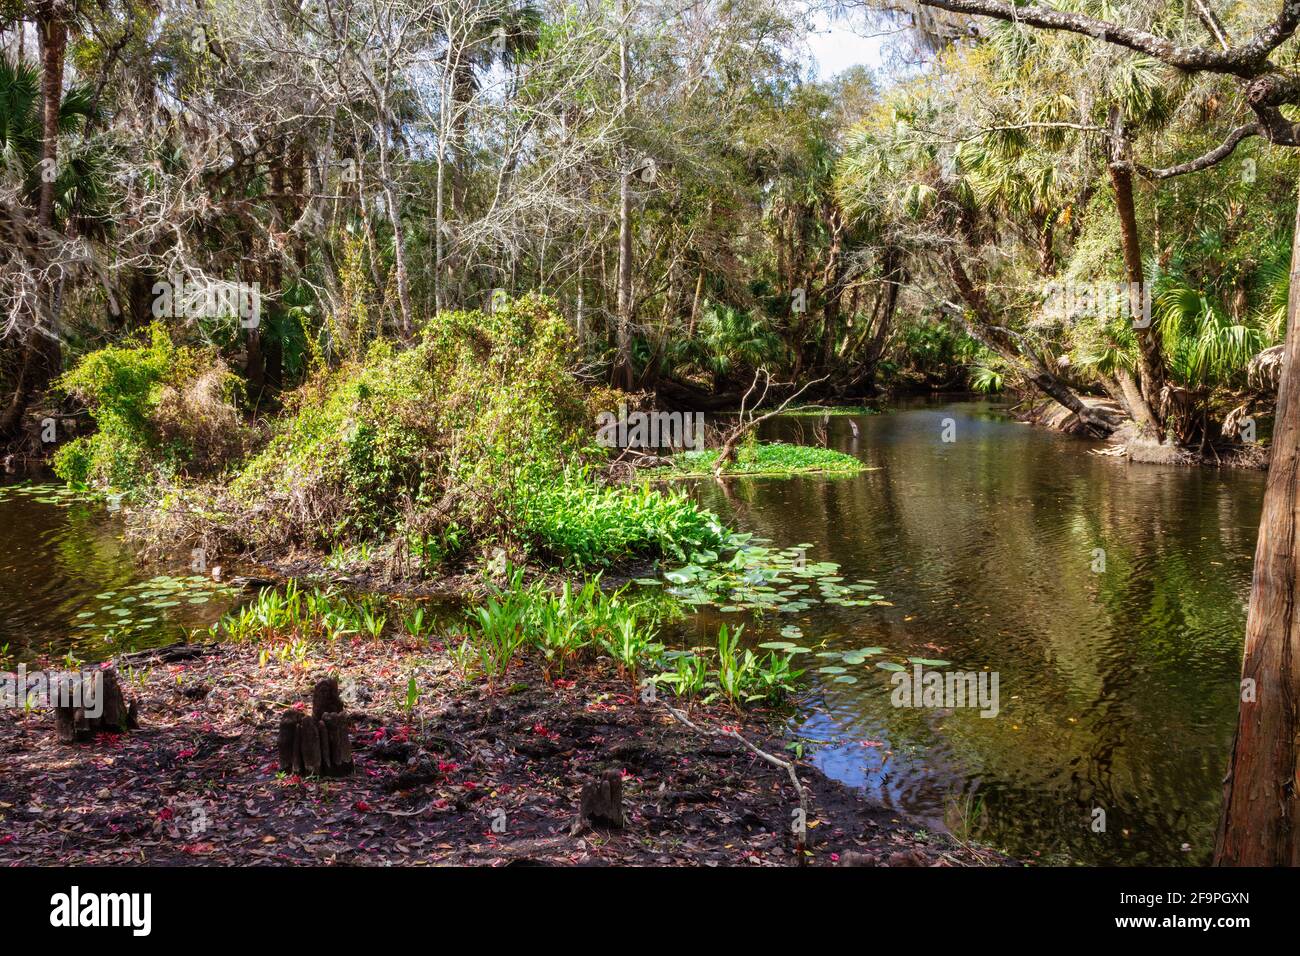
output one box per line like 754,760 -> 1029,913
53,669 -> 138,744
278,678 -> 353,777
322,711 -> 353,775
312,677 -> 344,721
575,769 -> 625,831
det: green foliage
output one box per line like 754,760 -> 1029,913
53,326 -> 246,490
453,563 -> 663,688
514,468 -> 727,568
656,650 -> 709,699
131,294 -> 730,576
0,54 -> 107,227
657,304 -> 788,386
655,623 -> 804,711
969,366 -> 1005,394
649,442 -> 865,478
210,294 -> 593,550
464,586 -> 531,689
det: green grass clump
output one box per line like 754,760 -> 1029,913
649,441 -> 866,479
782,405 -> 879,416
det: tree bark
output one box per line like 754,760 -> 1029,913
1215,185 -> 1300,866
1107,110 -> 1164,435
1,10 -> 68,441
820,204 -> 846,371
860,245 -> 903,385
614,0 -> 634,390
38,13 -> 66,232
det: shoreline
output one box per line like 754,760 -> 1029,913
1009,397 -> 1271,470
0,638 -> 1012,867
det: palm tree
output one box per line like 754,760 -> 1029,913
0,19 -> 104,440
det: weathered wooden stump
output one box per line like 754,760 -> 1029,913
312,677 -> 344,721
576,769 -> 625,830
53,669 -> 138,744
278,678 -> 353,777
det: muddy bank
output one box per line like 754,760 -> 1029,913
0,638 -> 1011,868
1014,398 -> 1269,470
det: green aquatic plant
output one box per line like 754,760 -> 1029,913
661,535 -> 886,617
782,405 -> 879,417
649,442 -> 866,479
709,623 -> 804,709
514,468 -> 728,568
403,672 -> 420,713
402,606 -> 428,640
656,650 -> 709,701
358,604 -> 387,640
597,615 -> 663,689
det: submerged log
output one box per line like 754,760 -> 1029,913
278,679 -> 353,777
53,669 -> 138,744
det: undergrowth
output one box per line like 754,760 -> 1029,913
113,295 -> 725,574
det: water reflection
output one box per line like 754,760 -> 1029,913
0,398 -> 1263,864
0,483 -> 237,662
682,398 -> 1262,865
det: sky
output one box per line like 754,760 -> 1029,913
805,18 -> 891,80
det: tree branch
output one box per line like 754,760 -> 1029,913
904,0 -> 1300,76
1136,123 -> 1262,179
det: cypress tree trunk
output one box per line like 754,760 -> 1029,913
1215,186 -> 1300,866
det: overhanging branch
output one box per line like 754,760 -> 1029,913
1136,123 -> 1262,179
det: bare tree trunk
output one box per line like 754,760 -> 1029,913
860,246 -> 903,384
614,0 -> 633,390
1,10 -> 67,441
38,13 -> 65,231
820,204 -> 845,371
1215,187 -> 1300,866
575,258 -> 585,342
688,264 -> 703,337
1107,109 -> 1163,435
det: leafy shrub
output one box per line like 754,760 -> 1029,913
53,326 -> 246,489
514,468 -> 727,568
151,293 -> 727,573
182,293 -> 593,554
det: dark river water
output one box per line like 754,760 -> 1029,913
0,398 -> 1264,865
676,398 -> 1263,866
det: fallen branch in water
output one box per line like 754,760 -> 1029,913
711,369 -> 827,478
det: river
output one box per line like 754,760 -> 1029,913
0,397 -> 1263,865
676,398 -> 1262,865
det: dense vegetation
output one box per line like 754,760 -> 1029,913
6,0 -> 1300,865
4,1 -> 1293,459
